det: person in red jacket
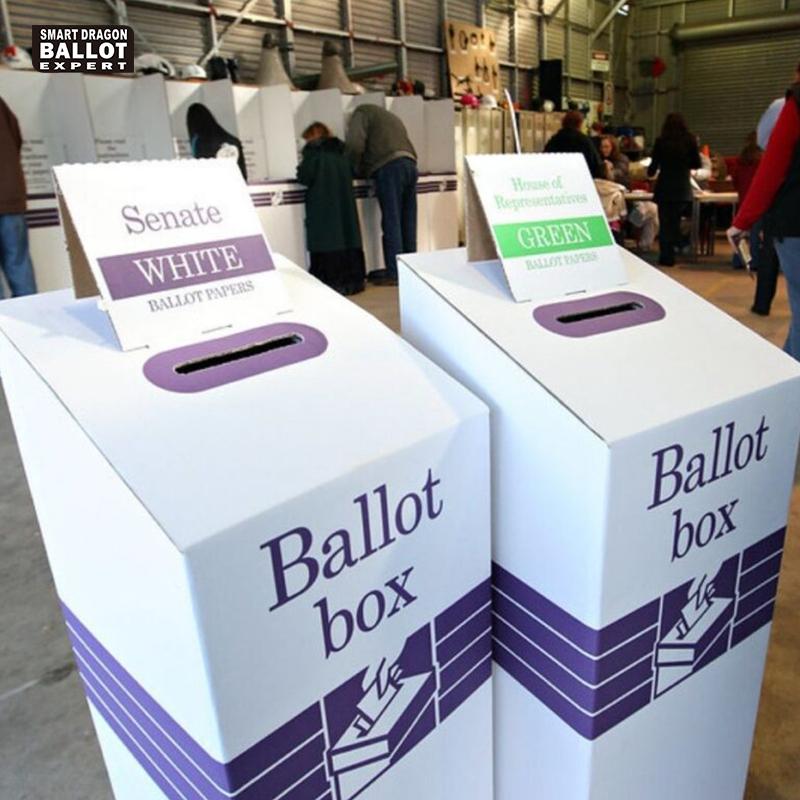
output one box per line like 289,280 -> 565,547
728,75 -> 800,359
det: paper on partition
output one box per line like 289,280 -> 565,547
54,159 -> 291,351
465,153 -> 627,302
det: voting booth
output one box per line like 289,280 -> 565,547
399,154 -> 800,799
84,74 -> 174,162
0,160 -> 492,800
165,79 -> 238,158
232,85 -> 270,181
0,71 -> 97,292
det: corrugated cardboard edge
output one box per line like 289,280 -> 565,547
56,186 -> 99,300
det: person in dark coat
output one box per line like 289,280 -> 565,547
647,113 -> 701,267
186,103 -> 248,181
297,122 -> 366,295
544,111 -> 604,178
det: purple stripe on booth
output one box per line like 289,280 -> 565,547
737,553 -> 782,597
439,656 -> 492,722
492,563 -> 659,656
438,631 -> 492,695
741,528 -> 785,571
73,637 -> 327,800
494,617 -> 653,714
492,588 -> 658,684
61,602 -> 323,791
494,640 -> 652,740
26,220 -> 62,229
731,601 -> 776,647
97,235 -> 275,300
435,604 -> 491,667
434,578 -> 491,641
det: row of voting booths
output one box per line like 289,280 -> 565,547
0,70 -> 458,293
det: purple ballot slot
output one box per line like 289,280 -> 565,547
143,322 -> 328,393
533,291 -> 665,338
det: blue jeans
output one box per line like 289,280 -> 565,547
0,214 -> 36,299
775,237 -> 800,359
373,157 -> 418,277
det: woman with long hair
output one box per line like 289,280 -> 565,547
186,103 -> 248,181
647,112 -> 701,266
599,135 -> 630,188
297,121 -> 366,295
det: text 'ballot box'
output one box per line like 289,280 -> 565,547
0,260 -> 492,800
399,247 -> 800,800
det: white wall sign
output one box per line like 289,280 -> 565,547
465,153 -> 627,302
54,159 -> 290,351
591,51 -> 610,72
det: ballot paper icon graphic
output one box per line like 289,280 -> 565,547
655,571 -> 735,697
326,628 -> 438,800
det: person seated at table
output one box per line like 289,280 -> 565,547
297,121 -> 366,296
545,111 -> 604,178
648,113 -> 702,267
594,176 -> 627,245
599,135 -> 630,188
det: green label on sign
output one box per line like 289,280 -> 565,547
493,215 -> 613,258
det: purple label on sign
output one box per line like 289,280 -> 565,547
97,235 -> 274,300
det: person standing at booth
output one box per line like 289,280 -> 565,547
647,113 -> 702,267
728,74 -> 800,360
345,104 -> 418,287
297,122 -> 366,296
0,94 -> 36,300
186,103 -> 248,182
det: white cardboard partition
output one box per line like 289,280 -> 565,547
0,71 -> 97,292
259,84 -> 299,180
84,74 -> 174,162
342,91 -> 386,116
165,79 -> 239,158
291,88 -> 346,141
399,247 -> 800,800
232,85 -> 269,181
386,96 -> 426,172
0,257 -> 493,800
0,71 -> 97,194
424,100 -> 456,174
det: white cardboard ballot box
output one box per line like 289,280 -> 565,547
0,259 -> 493,800
399,246 -> 800,800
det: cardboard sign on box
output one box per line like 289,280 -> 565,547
399,246 -> 800,799
465,153 -> 628,302
54,159 -> 290,351
0,256 -> 493,800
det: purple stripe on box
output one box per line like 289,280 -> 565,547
61,579 -> 491,800
98,234 -> 274,300
493,563 -> 659,655
735,577 -> 779,622
494,617 -> 652,714
738,553 -> 782,596
435,604 -> 491,667
742,528 -> 786,571
390,698 -> 437,765
495,640 -> 652,740
731,601 -> 776,647
62,602 -> 323,791
438,631 -> 492,696
439,656 -> 492,723
493,588 -> 658,684
83,679 -> 196,800
75,636 -> 327,800
434,578 -> 491,641
693,625 -> 731,673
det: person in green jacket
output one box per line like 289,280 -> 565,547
297,122 -> 366,296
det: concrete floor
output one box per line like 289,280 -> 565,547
1,245 -> 798,799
